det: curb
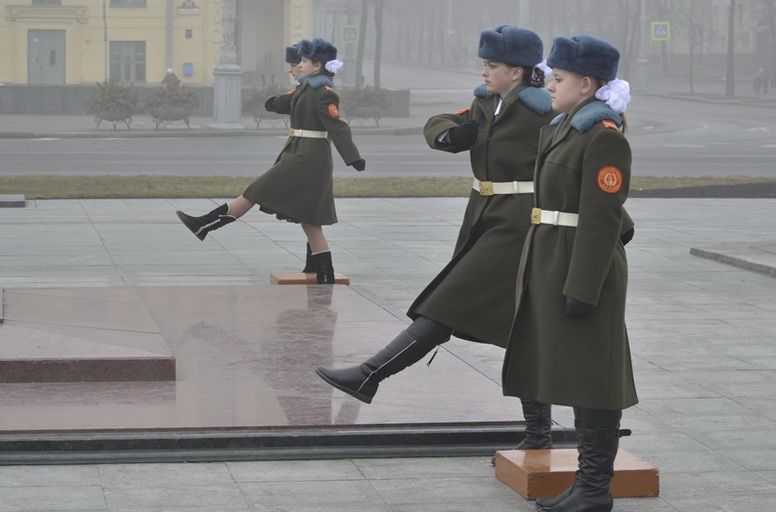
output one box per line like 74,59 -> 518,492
689,246 -> 776,278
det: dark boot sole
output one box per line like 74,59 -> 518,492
176,211 -> 206,241
315,368 -> 374,404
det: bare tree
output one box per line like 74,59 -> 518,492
673,0 -> 716,94
725,0 -> 736,96
355,0 -> 369,87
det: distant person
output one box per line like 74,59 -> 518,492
175,38 -> 365,284
754,66 -> 766,95
502,34 -> 637,512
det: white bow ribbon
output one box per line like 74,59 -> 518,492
595,78 -> 631,113
325,59 -> 344,74
536,59 -> 552,76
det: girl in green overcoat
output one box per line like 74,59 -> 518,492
316,25 -> 563,449
502,35 -> 638,512
175,38 -> 365,284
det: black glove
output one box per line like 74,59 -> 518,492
620,227 -> 634,246
448,120 -> 479,149
264,95 -> 291,113
349,159 -> 366,172
565,296 -> 594,318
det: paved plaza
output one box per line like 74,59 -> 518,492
1,197 -> 775,511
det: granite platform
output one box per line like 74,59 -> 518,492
0,284 -> 545,462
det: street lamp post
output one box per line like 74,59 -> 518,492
210,0 -> 244,129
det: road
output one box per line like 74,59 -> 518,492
1,95 -> 774,178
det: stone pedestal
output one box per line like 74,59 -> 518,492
210,63 -> 244,129
271,272 -> 351,285
209,0 -> 244,129
0,195 -> 26,208
494,448 -> 659,500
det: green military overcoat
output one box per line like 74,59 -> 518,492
502,98 -> 639,410
409,84 -> 555,346
243,75 -> 361,225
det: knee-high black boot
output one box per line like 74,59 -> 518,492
316,317 -> 452,403
310,251 -> 335,284
537,408 -> 622,512
516,399 -> 553,449
491,399 -> 553,466
302,243 -> 314,273
535,416 -> 581,508
176,203 -> 236,241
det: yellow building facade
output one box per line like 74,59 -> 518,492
0,0 -> 313,86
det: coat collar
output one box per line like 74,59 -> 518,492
299,75 -> 334,89
490,84 -> 526,125
549,98 -> 620,132
540,98 -> 619,158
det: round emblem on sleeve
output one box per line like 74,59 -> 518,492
328,104 -> 340,118
597,166 -> 623,194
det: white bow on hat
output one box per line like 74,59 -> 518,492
595,78 -> 631,113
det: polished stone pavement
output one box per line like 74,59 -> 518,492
0,285 -> 520,432
1,197 -> 776,511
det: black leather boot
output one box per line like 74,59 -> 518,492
537,409 -> 622,512
176,203 -> 235,241
491,400 -> 553,466
535,416 -> 581,508
311,251 -> 335,284
302,243 -> 314,273
316,317 -> 452,403
516,400 -> 553,449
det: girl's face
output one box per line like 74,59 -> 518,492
547,68 -> 596,113
298,57 -> 322,78
289,63 -> 302,80
481,60 -> 523,96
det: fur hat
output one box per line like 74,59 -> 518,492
284,41 -> 306,65
546,35 -> 619,81
478,25 -> 543,67
299,38 -> 338,64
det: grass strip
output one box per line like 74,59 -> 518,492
1,175 -> 775,199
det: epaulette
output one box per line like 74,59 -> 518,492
569,101 -> 621,133
517,87 -> 552,115
601,119 -> 619,130
455,107 -> 470,116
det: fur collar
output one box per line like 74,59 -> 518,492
517,87 -> 552,115
300,75 -> 334,89
549,100 -> 621,132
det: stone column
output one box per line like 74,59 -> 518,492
210,0 -> 244,129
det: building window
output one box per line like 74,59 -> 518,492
110,0 -> 147,7
31,0 -> 63,5
110,41 -> 146,83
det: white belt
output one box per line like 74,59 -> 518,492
531,208 -> 579,227
472,178 -> 534,196
289,129 -> 328,139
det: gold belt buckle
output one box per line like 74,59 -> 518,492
479,180 -> 494,196
531,208 -> 542,225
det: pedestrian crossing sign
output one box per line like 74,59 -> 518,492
341,25 -> 359,44
651,22 -> 671,42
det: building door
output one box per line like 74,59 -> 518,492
28,30 -> 66,84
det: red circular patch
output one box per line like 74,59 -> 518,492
597,166 -> 623,194
328,104 -> 340,118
